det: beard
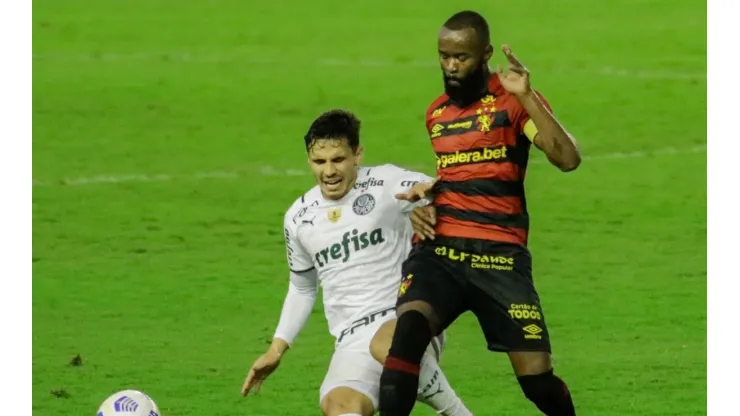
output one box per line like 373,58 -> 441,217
443,64 -> 489,106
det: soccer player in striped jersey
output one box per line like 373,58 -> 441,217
377,10 -> 582,416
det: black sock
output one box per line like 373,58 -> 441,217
378,310 -> 432,416
517,370 -> 576,416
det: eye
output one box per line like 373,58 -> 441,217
332,157 -> 346,163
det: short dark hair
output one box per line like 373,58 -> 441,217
443,10 -> 490,47
304,109 -> 361,151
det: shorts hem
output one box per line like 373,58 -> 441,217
319,381 -> 379,410
487,344 -> 552,353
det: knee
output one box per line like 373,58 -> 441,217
517,371 -> 553,402
369,320 -> 396,364
509,351 -> 553,377
396,301 -> 440,335
386,310 -> 435,362
320,387 -> 373,416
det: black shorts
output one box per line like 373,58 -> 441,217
397,237 -> 551,353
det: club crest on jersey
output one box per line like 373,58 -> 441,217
475,98 -> 497,133
352,193 -> 376,216
328,208 -> 342,223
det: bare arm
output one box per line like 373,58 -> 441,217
517,91 -> 581,172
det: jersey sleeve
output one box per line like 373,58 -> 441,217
511,90 -> 553,142
388,166 -> 435,213
283,209 -> 315,273
273,269 -> 318,345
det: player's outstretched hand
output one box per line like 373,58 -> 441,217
495,44 -> 531,96
241,349 -> 282,397
410,205 -> 436,240
395,177 -> 440,202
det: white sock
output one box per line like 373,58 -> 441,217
416,353 -> 473,416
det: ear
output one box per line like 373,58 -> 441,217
355,145 -> 364,165
483,44 -> 494,67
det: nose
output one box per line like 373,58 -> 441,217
443,58 -> 459,75
325,163 -> 338,177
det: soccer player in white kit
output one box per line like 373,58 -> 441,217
241,110 -> 473,416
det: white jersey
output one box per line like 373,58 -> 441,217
283,164 -> 433,339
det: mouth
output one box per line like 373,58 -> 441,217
445,77 -> 462,86
323,178 -> 342,191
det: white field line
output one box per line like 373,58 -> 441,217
32,145 -> 706,187
32,52 -> 706,81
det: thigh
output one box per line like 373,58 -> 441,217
320,349 -> 383,414
466,245 -> 553,353
397,244 -> 467,335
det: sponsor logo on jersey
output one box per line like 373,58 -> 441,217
314,227 -> 386,267
352,193 -> 376,215
436,145 -> 509,169
354,176 -> 384,191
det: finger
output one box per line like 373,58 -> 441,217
394,192 -> 412,201
502,44 -> 523,66
411,190 -> 425,201
418,205 -> 434,220
256,377 -> 268,394
412,211 -> 434,238
423,225 -> 435,240
410,211 -> 431,240
242,371 -> 255,396
508,62 -> 527,76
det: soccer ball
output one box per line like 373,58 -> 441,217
96,390 -> 161,416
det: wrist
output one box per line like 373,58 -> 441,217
269,337 -> 290,358
514,88 -> 536,100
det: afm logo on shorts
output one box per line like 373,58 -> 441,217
433,246 -> 514,271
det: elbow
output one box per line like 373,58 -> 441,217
558,154 -> 581,172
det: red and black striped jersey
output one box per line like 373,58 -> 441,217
425,75 -> 551,247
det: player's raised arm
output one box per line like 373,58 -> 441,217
389,166 -> 439,240
241,214 -> 319,397
496,45 -> 582,172
392,171 -> 440,208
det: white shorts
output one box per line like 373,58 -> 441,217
319,306 -> 446,410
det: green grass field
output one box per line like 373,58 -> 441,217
32,0 -> 707,414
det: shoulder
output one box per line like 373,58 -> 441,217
284,186 -> 322,227
357,164 -> 412,183
425,93 -> 450,124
